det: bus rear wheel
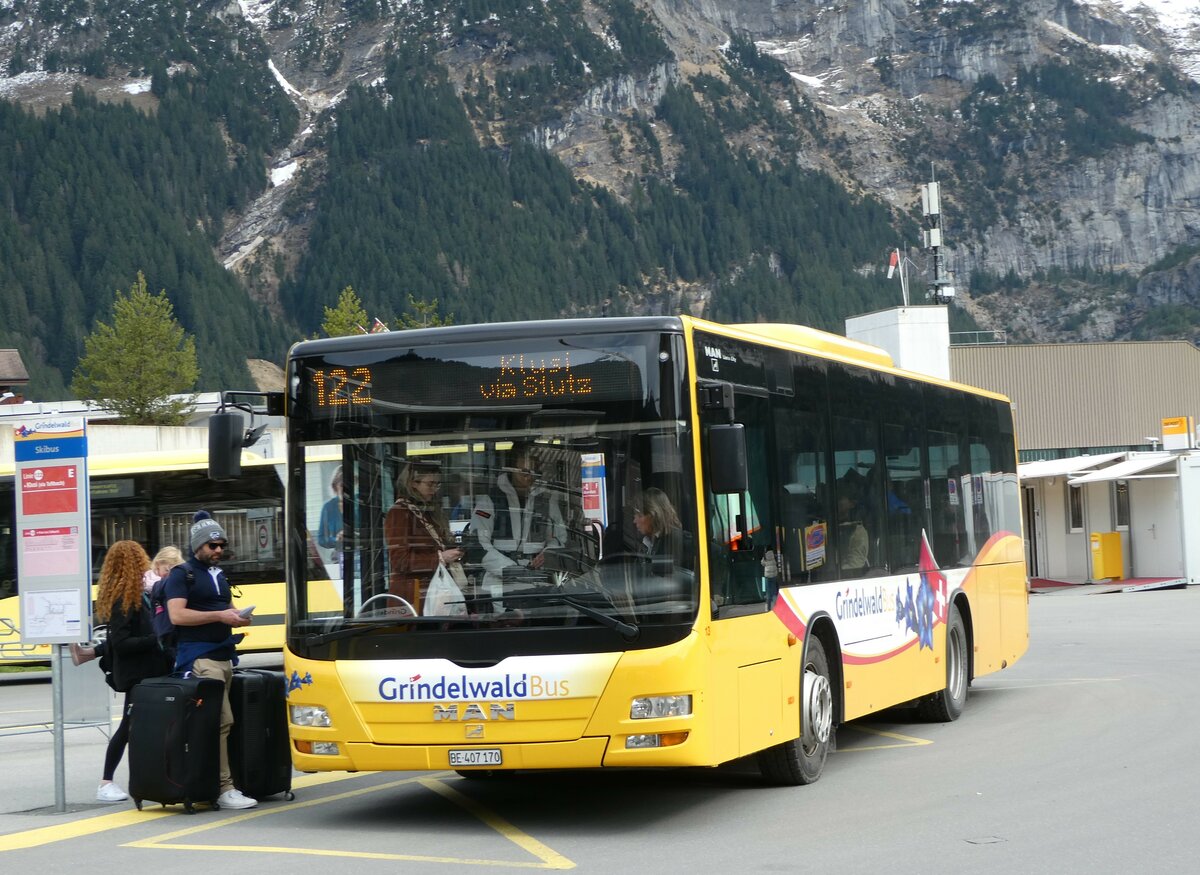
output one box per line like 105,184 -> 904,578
758,640 -> 834,786
917,603 -> 968,722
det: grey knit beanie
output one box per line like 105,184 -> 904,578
189,511 -> 227,553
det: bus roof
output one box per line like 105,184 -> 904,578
285,314 -> 1010,405
289,316 -> 687,358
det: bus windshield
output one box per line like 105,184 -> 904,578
289,328 -> 698,661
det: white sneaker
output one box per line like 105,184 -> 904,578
217,788 -> 258,809
96,782 -> 128,803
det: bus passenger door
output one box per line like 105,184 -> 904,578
707,394 -> 776,615
704,392 -> 785,757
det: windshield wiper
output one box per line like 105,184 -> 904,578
504,590 -> 639,641
302,617 -> 431,646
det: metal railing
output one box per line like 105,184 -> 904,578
949,330 -> 1007,346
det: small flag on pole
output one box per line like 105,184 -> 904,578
887,249 -> 899,279
370,317 -> 388,333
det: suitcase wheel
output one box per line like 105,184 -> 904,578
285,791 -> 295,801
134,798 -> 142,811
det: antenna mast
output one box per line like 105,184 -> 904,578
921,169 -> 955,305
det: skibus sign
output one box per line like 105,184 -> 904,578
13,418 -> 91,644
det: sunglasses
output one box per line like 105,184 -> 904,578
206,542 -> 226,550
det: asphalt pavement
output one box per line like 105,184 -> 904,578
0,651 -> 283,823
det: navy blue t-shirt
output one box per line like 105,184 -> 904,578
163,556 -> 233,648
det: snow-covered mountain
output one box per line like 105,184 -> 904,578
5,0 -> 1200,346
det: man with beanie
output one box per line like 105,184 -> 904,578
164,510 -> 256,810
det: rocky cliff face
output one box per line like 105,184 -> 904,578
4,0 -> 1200,343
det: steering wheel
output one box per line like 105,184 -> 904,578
356,593 -> 417,617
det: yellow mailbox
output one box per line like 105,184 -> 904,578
1090,532 -> 1123,581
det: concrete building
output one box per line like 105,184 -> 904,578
949,341 -> 1200,586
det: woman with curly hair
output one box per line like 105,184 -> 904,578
92,540 -> 172,802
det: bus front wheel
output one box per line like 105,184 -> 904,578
917,603 -> 968,722
757,640 -> 834,786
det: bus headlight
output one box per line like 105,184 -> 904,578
290,704 -> 331,727
630,695 -> 692,719
294,740 -> 340,755
626,731 -> 689,749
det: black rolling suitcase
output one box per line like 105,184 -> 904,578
229,668 -> 295,800
128,675 -> 223,813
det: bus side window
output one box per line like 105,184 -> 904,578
773,408 -> 832,584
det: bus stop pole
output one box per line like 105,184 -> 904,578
53,644 -> 66,813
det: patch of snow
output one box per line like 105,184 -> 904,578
789,71 -> 826,89
270,161 -> 298,186
0,70 -> 74,98
1098,43 -> 1154,64
757,38 -> 813,58
123,78 -> 151,95
268,59 -> 303,99
223,234 -> 265,270
1079,0 -> 1200,81
237,0 -> 275,30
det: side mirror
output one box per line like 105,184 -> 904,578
208,411 -> 244,480
708,423 -> 748,494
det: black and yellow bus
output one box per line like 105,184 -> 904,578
226,315 -> 1028,784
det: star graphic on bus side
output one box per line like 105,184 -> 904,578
915,531 -> 948,650
287,670 -> 313,695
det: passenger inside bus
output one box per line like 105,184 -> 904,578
384,461 -> 463,614
633,487 -> 691,576
471,444 -> 565,609
836,489 -> 869,576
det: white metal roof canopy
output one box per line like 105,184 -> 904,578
1068,453 -> 1178,485
1017,452 -> 1126,481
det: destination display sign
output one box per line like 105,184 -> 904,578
298,339 -> 650,416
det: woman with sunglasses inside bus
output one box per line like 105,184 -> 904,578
384,461 -> 464,614
92,540 -> 172,802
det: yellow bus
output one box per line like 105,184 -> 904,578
0,447 -> 339,663
255,316 -> 1028,784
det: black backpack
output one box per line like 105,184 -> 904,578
95,635 -> 117,691
150,567 -> 193,649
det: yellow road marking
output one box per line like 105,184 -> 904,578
0,770 -> 365,853
421,777 -> 575,869
0,809 -> 173,852
839,725 -> 934,751
122,771 -> 573,868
